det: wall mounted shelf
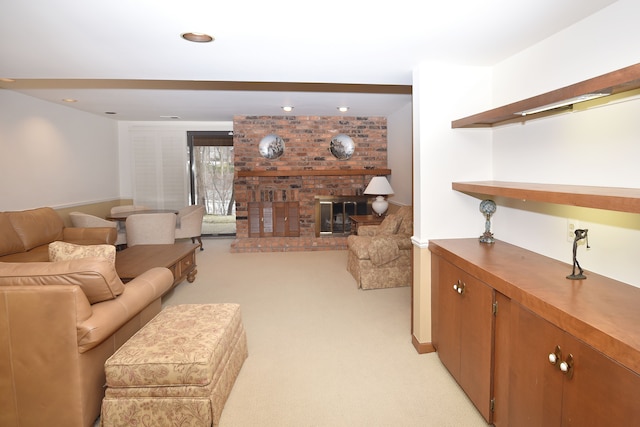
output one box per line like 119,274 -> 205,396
452,63 -> 640,128
452,181 -> 640,214
237,168 -> 391,177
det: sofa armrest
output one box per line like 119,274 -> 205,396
63,227 -> 117,245
77,267 -> 174,352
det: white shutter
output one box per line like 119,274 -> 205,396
131,130 -> 188,210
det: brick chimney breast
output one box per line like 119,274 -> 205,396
232,115 -> 387,252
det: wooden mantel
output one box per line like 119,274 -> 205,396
237,168 -> 391,177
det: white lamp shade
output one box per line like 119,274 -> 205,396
364,176 -> 394,196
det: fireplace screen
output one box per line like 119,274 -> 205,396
315,195 -> 371,236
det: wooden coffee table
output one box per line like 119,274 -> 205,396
115,242 -> 199,289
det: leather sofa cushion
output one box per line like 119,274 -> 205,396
0,213 -> 25,256
6,207 -> 64,251
0,258 -> 125,304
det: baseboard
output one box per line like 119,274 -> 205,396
412,335 -> 435,354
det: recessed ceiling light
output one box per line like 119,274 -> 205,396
337,106 -> 349,112
160,115 -> 181,120
181,32 -> 214,43
62,98 -> 77,103
105,111 -> 117,115
282,106 -> 294,112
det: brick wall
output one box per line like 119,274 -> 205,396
231,115 -> 387,252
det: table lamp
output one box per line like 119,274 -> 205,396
364,176 -> 394,216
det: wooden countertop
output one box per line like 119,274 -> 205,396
429,238 -> 640,375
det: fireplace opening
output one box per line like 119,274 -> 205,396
315,195 -> 372,236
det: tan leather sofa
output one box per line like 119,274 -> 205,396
347,205 -> 413,289
0,258 -> 174,427
0,207 -> 117,262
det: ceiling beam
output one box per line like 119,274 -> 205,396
0,79 -> 412,94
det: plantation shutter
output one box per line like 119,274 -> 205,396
130,130 -> 188,210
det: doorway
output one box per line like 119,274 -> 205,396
187,131 -> 236,236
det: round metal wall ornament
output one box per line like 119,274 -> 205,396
258,134 -> 285,159
329,133 -> 355,160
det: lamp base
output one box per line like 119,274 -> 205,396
371,196 -> 388,217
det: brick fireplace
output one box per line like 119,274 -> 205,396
231,115 -> 388,252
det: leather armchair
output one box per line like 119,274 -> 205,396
347,205 -> 413,289
0,258 -> 173,427
174,205 -> 205,250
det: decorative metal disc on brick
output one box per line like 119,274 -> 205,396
329,133 -> 355,160
259,134 -> 285,159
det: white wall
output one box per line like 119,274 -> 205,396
387,101 -> 413,206
424,0 -> 640,286
0,90 -> 119,211
488,0 -> 640,286
412,61 -> 493,245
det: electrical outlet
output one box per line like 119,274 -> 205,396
567,219 -> 580,242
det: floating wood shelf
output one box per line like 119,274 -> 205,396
452,63 -> 640,128
452,181 -> 640,214
237,168 -> 391,177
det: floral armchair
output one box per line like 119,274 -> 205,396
347,205 -> 413,290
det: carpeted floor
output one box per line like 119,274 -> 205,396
149,237 -> 487,427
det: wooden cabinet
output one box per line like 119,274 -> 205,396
431,255 -> 494,422
495,300 -> 640,426
429,239 -> 640,426
248,201 -> 300,237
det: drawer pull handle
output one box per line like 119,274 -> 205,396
452,280 -> 465,295
548,345 -> 562,366
560,354 -> 574,380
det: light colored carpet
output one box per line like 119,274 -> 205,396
157,237 -> 488,427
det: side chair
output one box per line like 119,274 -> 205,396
69,211 -> 127,247
125,213 -> 176,246
175,205 -> 205,250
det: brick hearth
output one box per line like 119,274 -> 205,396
231,115 -> 388,252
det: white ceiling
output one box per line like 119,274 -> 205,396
0,0 -> 617,121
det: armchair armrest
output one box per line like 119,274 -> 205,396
63,227 -> 117,245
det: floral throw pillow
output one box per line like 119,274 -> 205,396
49,241 -> 116,264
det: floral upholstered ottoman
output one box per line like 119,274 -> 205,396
101,304 -> 248,427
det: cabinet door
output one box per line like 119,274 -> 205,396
457,267 -> 494,422
249,201 -> 300,237
261,202 -> 274,237
432,255 -> 494,422
504,301 -> 564,427
248,202 -> 261,237
285,201 -> 300,236
273,202 -> 300,237
433,256 -> 462,380
561,335 -> 640,426
505,302 -> 640,426
492,292 -> 511,427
